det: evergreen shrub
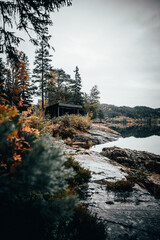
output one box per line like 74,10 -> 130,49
65,156 -> 91,188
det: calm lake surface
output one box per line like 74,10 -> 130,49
91,125 -> 160,155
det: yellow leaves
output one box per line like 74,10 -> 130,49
52,123 -> 61,131
0,104 -> 39,171
22,106 -> 32,117
0,105 -> 19,123
26,110 -> 53,135
22,125 -> 32,132
22,125 -> 40,136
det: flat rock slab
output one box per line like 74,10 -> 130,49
74,150 -> 126,181
68,149 -> 160,240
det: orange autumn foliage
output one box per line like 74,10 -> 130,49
0,103 -> 39,170
6,51 -> 30,105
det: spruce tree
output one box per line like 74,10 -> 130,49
72,66 -> 83,105
33,27 -> 53,109
89,85 -> 100,119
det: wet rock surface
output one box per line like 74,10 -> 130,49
102,147 -> 160,199
64,147 -> 160,240
73,124 -> 120,147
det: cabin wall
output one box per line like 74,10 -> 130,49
45,105 -> 81,118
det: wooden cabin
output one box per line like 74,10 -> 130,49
45,103 -> 82,118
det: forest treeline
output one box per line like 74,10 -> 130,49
100,104 -> 160,119
0,53 -> 101,119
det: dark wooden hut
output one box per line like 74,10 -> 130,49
45,103 -> 82,118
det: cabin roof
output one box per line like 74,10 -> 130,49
46,103 -> 82,109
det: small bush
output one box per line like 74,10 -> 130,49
52,114 -> 92,139
54,205 -> 107,240
126,171 -> 147,183
87,140 -> 93,148
65,156 -> 91,188
69,114 -> 92,131
107,179 -> 135,192
64,137 -> 74,146
27,109 -> 53,135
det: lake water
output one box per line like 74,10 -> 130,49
91,125 -> 160,155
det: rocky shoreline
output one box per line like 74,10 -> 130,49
101,146 -> 160,199
64,146 -> 160,240
56,123 -> 160,239
72,123 -> 120,147
62,123 -> 160,199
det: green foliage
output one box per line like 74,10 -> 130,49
54,205 -> 107,240
65,156 -> 91,188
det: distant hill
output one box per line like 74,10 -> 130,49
100,104 -> 160,119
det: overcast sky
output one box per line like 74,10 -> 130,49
19,0 -> 160,108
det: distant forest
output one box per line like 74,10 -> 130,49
100,104 -> 160,119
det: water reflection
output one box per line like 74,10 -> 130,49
91,124 -> 160,155
111,125 -> 160,138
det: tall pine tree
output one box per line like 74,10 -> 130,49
72,66 -> 83,105
33,27 -> 53,109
